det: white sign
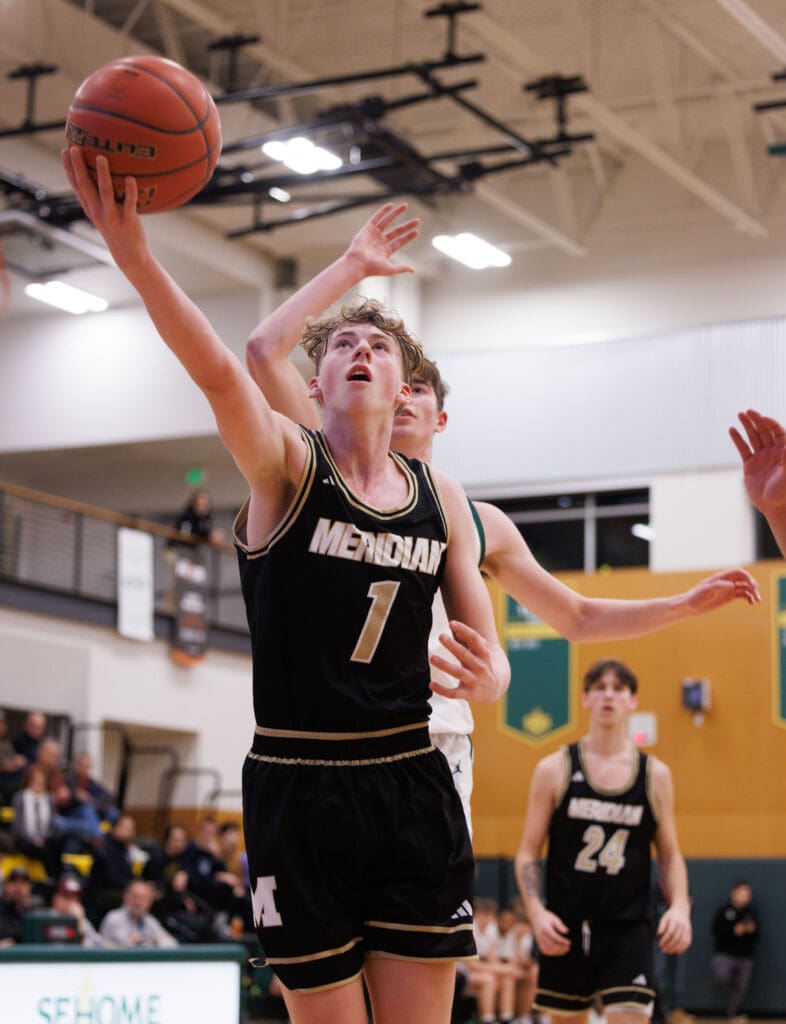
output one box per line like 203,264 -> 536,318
117,527 -> 154,642
2,959 -> 240,1023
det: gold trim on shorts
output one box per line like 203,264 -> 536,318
254,721 -> 428,741
366,920 -> 475,935
291,968 -> 364,994
247,746 -> 434,767
366,950 -> 479,964
265,936 -> 362,966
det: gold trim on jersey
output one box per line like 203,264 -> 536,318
247,746 -> 434,767
421,462 -> 450,548
254,721 -> 428,741
578,737 -> 640,796
233,428 -> 317,558
554,745 -> 572,807
645,755 -> 659,824
314,430 -> 418,519
265,936 -> 362,965
365,920 -> 475,935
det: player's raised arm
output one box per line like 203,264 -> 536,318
62,147 -> 302,504
514,753 -> 571,956
245,202 -> 419,426
476,500 -> 760,643
730,408 -> 786,558
429,472 -> 509,704
651,758 -> 692,955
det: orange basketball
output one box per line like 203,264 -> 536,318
65,56 -> 222,213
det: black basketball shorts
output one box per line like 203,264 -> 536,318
242,723 -> 476,992
535,918 -> 655,1015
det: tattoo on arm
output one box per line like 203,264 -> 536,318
517,860 -> 542,899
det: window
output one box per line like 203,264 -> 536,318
490,489 -> 650,573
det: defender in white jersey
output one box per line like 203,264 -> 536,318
246,202 -> 760,830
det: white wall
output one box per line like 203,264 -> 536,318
0,605 -> 251,812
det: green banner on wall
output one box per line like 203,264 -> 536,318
499,596 -> 575,745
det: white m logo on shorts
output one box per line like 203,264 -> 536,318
251,875 -> 283,928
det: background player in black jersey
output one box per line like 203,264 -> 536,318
730,408 -> 786,558
245,202 -> 759,832
63,148 -> 510,1024
515,659 -> 692,1023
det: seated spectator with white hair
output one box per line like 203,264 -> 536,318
99,880 -> 178,949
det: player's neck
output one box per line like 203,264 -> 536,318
583,723 -> 631,758
322,417 -> 408,503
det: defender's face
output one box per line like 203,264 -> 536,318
391,375 -> 447,456
309,323 -> 409,414
582,670 -> 638,722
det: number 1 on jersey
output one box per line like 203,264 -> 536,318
351,580 -> 400,663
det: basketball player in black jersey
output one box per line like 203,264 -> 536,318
244,200 -> 759,837
63,147 -> 510,1024
515,659 -> 691,1022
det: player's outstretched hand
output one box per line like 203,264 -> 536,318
530,908 -> 571,957
730,409 -> 786,514
683,568 -> 760,612
430,620 -> 500,704
62,148 -> 147,275
657,905 -> 692,955
344,202 -> 420,279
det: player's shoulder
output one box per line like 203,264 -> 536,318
532,748 -> 568,790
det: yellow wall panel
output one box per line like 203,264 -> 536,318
472,560 -> 786,859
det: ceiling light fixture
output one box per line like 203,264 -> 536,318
630,523 -> 655,542
24,280 -> 109,315
268,186 -> 292,203
262,137 -> 342,175
431,232 -> 511,270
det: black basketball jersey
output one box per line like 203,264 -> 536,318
545,741 -> 658,924
234,428 -> 449,733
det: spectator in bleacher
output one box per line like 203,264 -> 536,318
143,823 -> 217,943
0,866 -> 34,945
50,875 -> 105,948
216,821 -> 243,878
55,752 -> 119,853
11,763 -> 61,877
173,489 -> 225,547
86,814 -> 137,922
181,817 -> 244,913
0,711 -> 27,802
99,879 -> 178,948
33,738 -> 67,798
12,711 -> 47,766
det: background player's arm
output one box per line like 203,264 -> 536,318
514,753 -> 571,956
430,472 -> 510,703
245,202 -> 419,426
477,500 -> 759,641
651,757 -> 692,955
62,148 -> 305,531
730,408 -> 786,558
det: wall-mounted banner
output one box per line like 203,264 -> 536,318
171,554 -> 208,666
117,528 -> 154,642
499,596 -> 575,746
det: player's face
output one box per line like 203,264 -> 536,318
309,323 -> 410,415
391,375 -> 447,457
582,670 -> 637,722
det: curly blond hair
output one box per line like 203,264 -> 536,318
300,297 -> 424,381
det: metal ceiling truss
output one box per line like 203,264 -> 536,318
0,2 -> 592,241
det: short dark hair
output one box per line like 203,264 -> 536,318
415,357 -> 449,411
583,658 -> 638,694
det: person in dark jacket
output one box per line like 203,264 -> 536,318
711,881 -> 759,1021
